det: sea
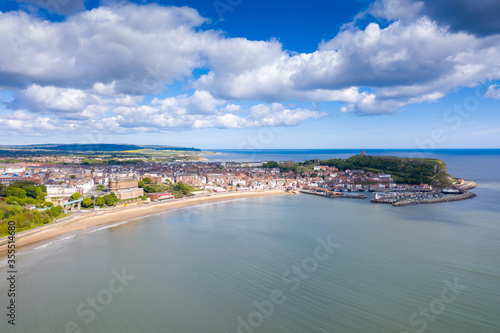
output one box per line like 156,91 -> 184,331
0,149 -> 499,333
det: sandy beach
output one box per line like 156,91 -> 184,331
0,190 -> 290,255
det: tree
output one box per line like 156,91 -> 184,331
263,161 -> 280,168
138,181 -> 145,188
173,182 -> 193,195
70,192 -> 81,200
5,196 -> 23,205
142,177 -> 153,184
16,188 -> 27,199
36,192 -> 47,201
81,197 -> 92,208
25,186 -> 42,199
70,175 -> 76,179
96,184 -> 104,191
96,197 -> 105,207
25,198 -> 36,205
104,194 -> 115,206
1,187 -> 27,199
10,181 -> 39,189
50,205 -> 63,217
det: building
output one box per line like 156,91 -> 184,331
147,192 -> 174,201
46,185 -> 79,197
115,187 -> 144,200
0,175 -> 42,185
109,178 -> 139,192
109,178 -> 143,200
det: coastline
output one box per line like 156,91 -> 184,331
0,190 -> 289,255
0,179 -> 479,254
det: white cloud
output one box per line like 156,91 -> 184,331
0,5 -> 213,93
485,84 -> 500,100
92,82 -> 117,96
360,0 -> 424,23
194,16 -> 500,114
21,85 -> 95,112
12,84 -> 138,119
2,85 -> 325,135
1,1 -> 500,134
0,110 -> 55,133
113,94 -> 326,130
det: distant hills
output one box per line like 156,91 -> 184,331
0,144 -> 201,153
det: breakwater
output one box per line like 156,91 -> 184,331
393,191 -> 476,206
299,190 -> 367,199
370,199 -> 393,204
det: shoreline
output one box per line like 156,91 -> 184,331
0,179 -> 479,254
0,190 -> 290,255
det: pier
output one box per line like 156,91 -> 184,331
300,190 -> 367,199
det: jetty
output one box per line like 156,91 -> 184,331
300,189 -> 367,199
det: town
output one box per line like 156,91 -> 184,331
1,156 -> 473,213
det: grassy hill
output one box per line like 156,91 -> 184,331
317,155 -> 455,187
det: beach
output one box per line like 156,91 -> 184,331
0,190 -> 289,255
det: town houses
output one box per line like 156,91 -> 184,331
0,159 -> 435,204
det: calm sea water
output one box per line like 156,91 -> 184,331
1,150 -> 499,333
203,148 -> 500,164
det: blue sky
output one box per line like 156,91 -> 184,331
0,0 -> 499,148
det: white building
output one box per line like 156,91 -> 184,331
46,185 -> 79,197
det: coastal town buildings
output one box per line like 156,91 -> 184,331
1,158 -> 443,206
109,178 -> 144,200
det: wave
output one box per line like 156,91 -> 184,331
33,234 -> 76,250
87,220 -> 130,233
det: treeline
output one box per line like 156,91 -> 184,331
0,181 -> 65,236
0,181 -> 50,207
0,202 -> 64,237
81,158 -> 145,165
139,178 -> 194,197
262,161 -> 298,173
69,191 -> 121,208
263,156 -> 438,185
0,203 -> 64,235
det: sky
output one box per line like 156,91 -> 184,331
0,0 -> 499,149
